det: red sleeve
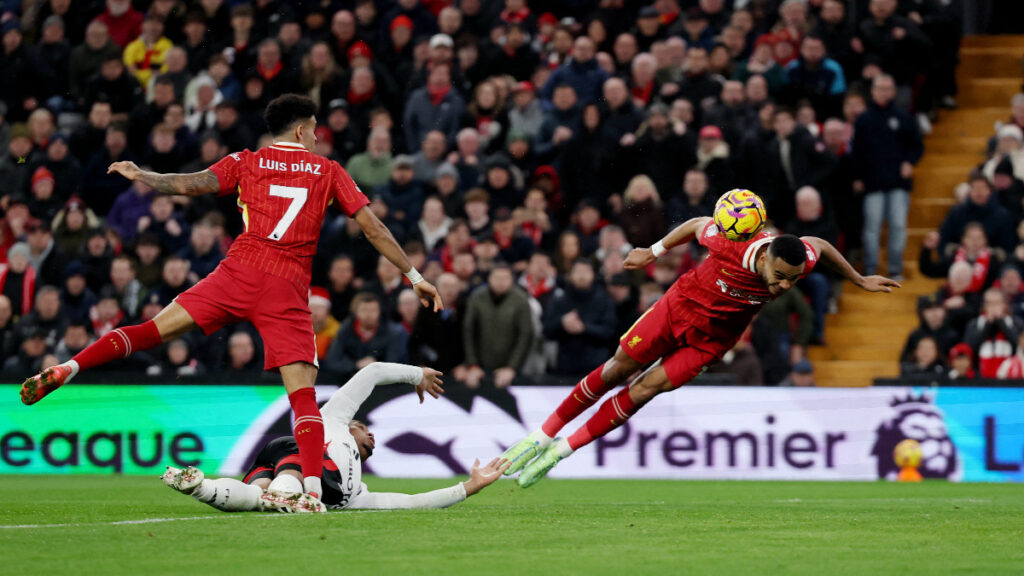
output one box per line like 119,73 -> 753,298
331,161 -> 370,216
800,240 -> 820,277
208,150 -> 249,196
696,219 -> 719,248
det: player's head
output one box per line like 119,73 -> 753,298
349,419 -> 375,460
760,234 -> 806,295
264,94 -> 318,151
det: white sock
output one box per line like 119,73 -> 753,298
303,476 -> 323,496
269,474 -> 303,493
529,429 -> 554,448
554,438 -> 573,459
190,478 -> 263,512
63,360 -> 80,380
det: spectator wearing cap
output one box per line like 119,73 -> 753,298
0,123 -> 39,201
634,6 -> 667,52
0,243 -> 36,318
59,261 -> 96,325
732,34 -> 789,95
432,162 -> 463,217
27,167 -> 60,222
309,287 -> 340,361
694,124 -> 733,195
378,14 -> 416,88
946,343 -> 975,380
411,130 -> 447,185
123,14 -> 172,90
376,154 -> 425,226
481,154 -> 523,213
541,36 -> 609,106
778,359 -> 816,386
965,288 -> 1022,379
852,74 -> 924,278
509,81 -> 544,141
404,64 -> 465,153
38,15 -> 71,107
545,258 -> 616,374
52,196 -> 100,258
381,0 -> 438,43
990,157 -> 1024,224
31,133 -> 84,202
346,128 -> 393,192
983,124 -> 1024,183
938,173 -> 1015,254
0,18 -> 53,123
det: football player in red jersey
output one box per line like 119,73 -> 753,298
504,215 -> 901,487
20,95 -> 442,502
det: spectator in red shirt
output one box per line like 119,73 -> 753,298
95,0 -> 143,49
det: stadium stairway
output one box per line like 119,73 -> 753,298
809,35 -> 1024,387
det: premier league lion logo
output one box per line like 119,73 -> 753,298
871,393 -> 959,480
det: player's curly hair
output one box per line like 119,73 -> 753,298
264,94 -> 318,136
768,234 -> 807,267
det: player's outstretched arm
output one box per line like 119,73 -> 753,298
801,236 -> 902,293
321,363 -> 443,427
344,458 -> 510,510
624,216 -> 712,269
353,206 -> 444,311
107,161 -> 221,197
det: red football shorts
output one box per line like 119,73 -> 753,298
175,259 -> 317,371
619,295 -> 737,387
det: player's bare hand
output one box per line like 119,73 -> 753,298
416,367 -> 445,403
463,457 -> 510,496
859,275 -> 901,293
107,161 -> 142,181
414,280 -> 444,312
624,247 -> 657,270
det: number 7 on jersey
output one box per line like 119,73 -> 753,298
267,184 -> 309,241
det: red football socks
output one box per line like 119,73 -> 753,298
288,387 -> 325,484
567,386 -> 638,451
71,321 -> 163,371
541,366 -> 614,437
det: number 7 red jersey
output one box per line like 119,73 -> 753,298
208,141 -> 370,287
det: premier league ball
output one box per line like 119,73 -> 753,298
713,189 -> 767,241
893,438 -> 924,469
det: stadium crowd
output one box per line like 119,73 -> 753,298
903,92 -> 1024,382
0,0 -> 962,386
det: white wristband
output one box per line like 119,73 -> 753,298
404,267 -> 424,285
650,240 -> 667,258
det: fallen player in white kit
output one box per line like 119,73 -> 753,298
161,363 -> 509,513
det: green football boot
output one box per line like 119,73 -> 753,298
517,441 -> 565,488
499,435 -> 545,476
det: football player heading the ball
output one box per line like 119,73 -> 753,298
502,189 -> 901,488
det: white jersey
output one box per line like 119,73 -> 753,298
319,363 -> 467,510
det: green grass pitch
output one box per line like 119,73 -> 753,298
3,476 -> 1023,575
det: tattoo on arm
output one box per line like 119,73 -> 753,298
136,169 -> 221,197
